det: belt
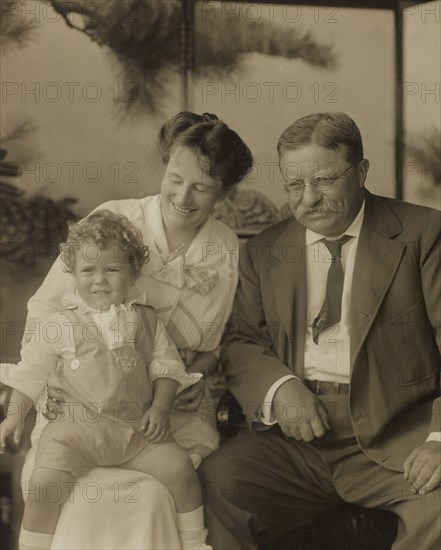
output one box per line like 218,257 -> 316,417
304,379 -> 349,395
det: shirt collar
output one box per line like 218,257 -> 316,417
62,285 -> 147,314
306,200 -> 365,246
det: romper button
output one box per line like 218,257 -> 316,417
70,359 -> 80,370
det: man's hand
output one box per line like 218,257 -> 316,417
174,379 -> 205,412
403,441 -> 441,494
273,379 -> 330,442
142,405 -> 170,443
0,414 -> 25,454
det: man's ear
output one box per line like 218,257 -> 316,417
358,159 -> 370,188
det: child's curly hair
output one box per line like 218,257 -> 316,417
60,209 -> 149,278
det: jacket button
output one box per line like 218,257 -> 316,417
70,359 -> 80,370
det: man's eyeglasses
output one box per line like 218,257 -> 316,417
284,163 -> 356,196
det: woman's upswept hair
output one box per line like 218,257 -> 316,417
157,111 -> 253,193
60,209 -> 149,278
277,112 -> 364,165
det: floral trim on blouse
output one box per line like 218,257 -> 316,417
152,243 -> 218,296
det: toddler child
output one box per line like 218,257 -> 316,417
0,210 -> 212,550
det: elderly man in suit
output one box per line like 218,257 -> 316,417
199,112 -> 440,550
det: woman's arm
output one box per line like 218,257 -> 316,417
172,351 -> 219,412
2,313 -> 69,421
186,351 -> 218,378
26,257 -> 76,327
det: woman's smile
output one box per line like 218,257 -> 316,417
171,201 -> 195,214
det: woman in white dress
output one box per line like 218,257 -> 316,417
19,111 -> 253,549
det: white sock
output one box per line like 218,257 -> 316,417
176,506 -> 212,549
176,505 -> 205,531
19,528 -> 53,550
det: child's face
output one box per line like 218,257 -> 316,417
74,244 -> 135,311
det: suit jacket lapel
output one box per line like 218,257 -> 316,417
350,193 -> 405,369
270,219 -> 307,375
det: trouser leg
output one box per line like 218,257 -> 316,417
324,438 -> 441,550
199,428 -> 340,550
390,487 -> 441,550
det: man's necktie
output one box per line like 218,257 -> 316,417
312,235 -> 352,344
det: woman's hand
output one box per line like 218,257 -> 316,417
0,414 -> 25,453
142,405 -> 170,443
0,388 -> 33,453
174,379 -> 206,412
173,350 -> 217,412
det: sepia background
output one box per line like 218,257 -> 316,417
1,1 -> 439,213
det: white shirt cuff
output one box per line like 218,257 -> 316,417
426,432 -> 441,443
257,375 -> 299,425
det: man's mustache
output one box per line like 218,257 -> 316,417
294,199 -> 341,218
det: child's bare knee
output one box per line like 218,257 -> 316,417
167,449 -> 197,484
26,468 -> 75,507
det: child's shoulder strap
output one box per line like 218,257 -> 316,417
132,303 -> 158,335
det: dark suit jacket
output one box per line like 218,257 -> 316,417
221,191 -> 440,471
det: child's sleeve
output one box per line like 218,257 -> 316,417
148,319 -> 202,394
1,313 -> 65,402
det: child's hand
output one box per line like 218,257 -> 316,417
142,405 -> 170,443
0,414 -> 25,454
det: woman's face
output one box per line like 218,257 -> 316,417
160,146 -> 224,234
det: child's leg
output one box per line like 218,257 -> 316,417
124,441 -> 211,549
124,441 -> 201,512
20,467 -> 76,550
